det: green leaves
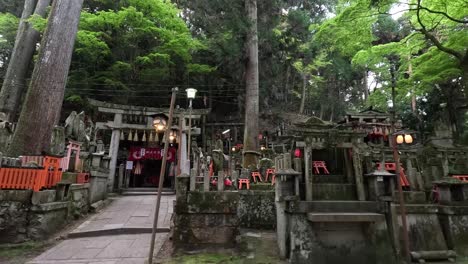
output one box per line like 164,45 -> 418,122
67,0 -> 211,105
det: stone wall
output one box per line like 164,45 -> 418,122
438,206 -> 468,256
0,183 -> 95,243
0,190 -> 32,243
288,214 -> 395,264
69,184 -> 90,218
173,177 -> 276,248
396,205 -> 448,252
89,170 -> 108,203
238,191 -> 276,229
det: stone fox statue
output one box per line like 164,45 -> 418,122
0,112 -> 13,153
64,111 -> 95,143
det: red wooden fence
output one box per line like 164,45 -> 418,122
0,156 -> 63,192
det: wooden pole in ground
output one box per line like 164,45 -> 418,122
147,87 -> 178,264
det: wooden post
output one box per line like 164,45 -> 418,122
148,88 -> 177,264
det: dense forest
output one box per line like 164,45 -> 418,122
0,0 -> 467,140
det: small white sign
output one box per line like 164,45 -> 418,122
126,161 -> 134,170
377,176 -> 383,182
296,141 -> 306,147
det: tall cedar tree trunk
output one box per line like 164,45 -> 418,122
7,0 -> 83,156
363,70 -> 369,101
299,74 -> 307,114
0,0 -> 51,122
242,0 -> 259,168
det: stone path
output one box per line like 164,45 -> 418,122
70,195 -> 174,236
28,195 -> 175,264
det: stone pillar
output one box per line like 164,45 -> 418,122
180,133 -> 189,175
442,153 -> 449,177
217,171 -> 224,191
203,169 -> 210,191
118,163 -> 124,190
190,170 -> 196,191
344,148 -> 354,184
107,113 -> 122,192
352,149 -> 366,201
405,158 -> 419,191
275,174 -> 288,258
304,145 -> 312,201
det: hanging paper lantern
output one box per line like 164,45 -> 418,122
133,131 -> 139,141
149,131 -> 154,142
396,135 -> 404,144
142,131 -> 147,142
128,130 -> 133,141
404,134 -> 413,144
294,148 -> 301,158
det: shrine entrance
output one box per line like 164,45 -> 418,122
126,146 -> 177,188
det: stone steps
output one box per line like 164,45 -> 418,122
312,183 -> 357,200
312,174 -> 347,183
307,212 -> 384,222
121,187 -> 175,196
291,200 -> 379,213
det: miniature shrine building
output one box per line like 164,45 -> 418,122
89,99 -> 210,190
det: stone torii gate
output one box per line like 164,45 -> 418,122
89,99 -> 210,191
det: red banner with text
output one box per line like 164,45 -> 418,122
128,147 -> 177,162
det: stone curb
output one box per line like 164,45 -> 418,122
67,227 -> 170,238
121,192 -> 176,196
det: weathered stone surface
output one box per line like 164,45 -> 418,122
312,183 -> 357,200
174,190 -> 277,248
89,171 -> 108,203
0,189 -> 32,202
238,191 -> 276,229
438,205 -> 468,256
288,214 -> 395,264
191,226 -> 237,244
393,204 -> 448,252
187,191 -> 238,214
0,200 -> 29,243
28,202 -> 69,240
31,190 -> 56,205
289,200 -> 379,213
61,172 -> 78,183
70,184 -> 89,218
0,186 -> 96,244
393,191 -> 426,204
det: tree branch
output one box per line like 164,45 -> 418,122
408,3 -> 468,24
416,0 -> 464,62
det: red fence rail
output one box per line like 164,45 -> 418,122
0,156 -> 63,192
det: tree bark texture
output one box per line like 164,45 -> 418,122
0,0 -> 51,122
299,74 -> 307,114
242,0 -> 259,168
7,0 -> 83,156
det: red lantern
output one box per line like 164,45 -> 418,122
294,148 -> 301,158
258,133 -> 263,140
